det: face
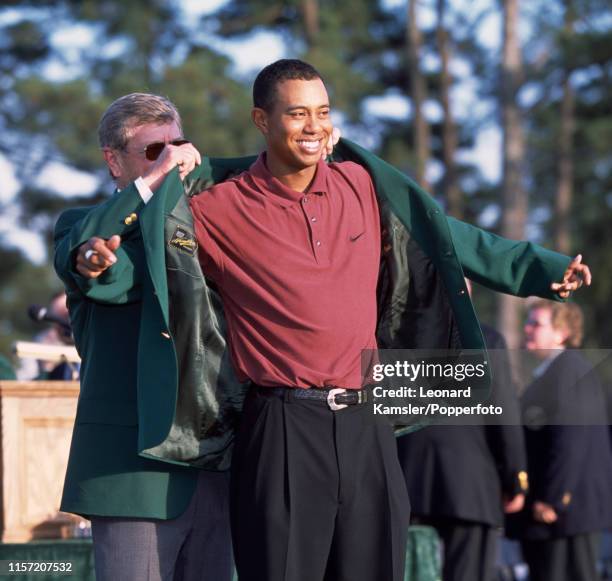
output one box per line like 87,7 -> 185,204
524,307 -> 567,355
104,120 -> 182,189
252,78 -> 332,177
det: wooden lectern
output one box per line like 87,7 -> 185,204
0,380 -> 80,542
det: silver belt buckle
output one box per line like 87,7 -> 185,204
327,388 -> 348,411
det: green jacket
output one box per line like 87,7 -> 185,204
55,139 -> 569,519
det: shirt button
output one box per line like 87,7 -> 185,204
302,197 -> 308,204
311,217 -> 317,222
316,241 -> 321,246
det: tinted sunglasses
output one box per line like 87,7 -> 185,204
141,138 -> 190,161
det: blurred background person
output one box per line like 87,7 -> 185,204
506,301 -> 612,581
33,291 -> 75,380
16,291 -> 76,380
397,280 -> 528,581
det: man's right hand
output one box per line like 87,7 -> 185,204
503,493 -> 525,514
76,235 -> 121,278
142,141 -> 201,193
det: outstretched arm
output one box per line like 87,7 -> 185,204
448,217 -> 590,300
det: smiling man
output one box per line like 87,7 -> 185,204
187,59 -> 408,581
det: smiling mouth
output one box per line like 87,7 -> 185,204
296,139 -> 322,154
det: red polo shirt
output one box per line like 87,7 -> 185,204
189,154 -> 380,388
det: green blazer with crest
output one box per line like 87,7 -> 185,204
54,139 -> 569,519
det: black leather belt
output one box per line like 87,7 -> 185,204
254,385 -> 369,411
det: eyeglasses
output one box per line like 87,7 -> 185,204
138,138 -> 190,161
525,320 -> 549,328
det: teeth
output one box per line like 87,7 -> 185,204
297,140 -> 321,152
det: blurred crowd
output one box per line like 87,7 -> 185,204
398,299 -> 612,581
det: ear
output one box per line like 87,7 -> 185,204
553,326 -> 570,347
102,147 -> 123,181
251,108 -> 270,135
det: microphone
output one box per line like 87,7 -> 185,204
28,304 -> 72,334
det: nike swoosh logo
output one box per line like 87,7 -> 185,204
350,232 -> 365,242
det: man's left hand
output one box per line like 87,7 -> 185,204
550,254 -> 592,298
533,501 -> 558,523
323,127 -> 341,159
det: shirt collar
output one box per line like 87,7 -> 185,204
249,153 -> 329,207
532,349 -> 565,379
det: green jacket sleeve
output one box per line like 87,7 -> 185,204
54,183 -> 146,304
448,217 -> 571,301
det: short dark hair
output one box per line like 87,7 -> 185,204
253,59 -> 323,111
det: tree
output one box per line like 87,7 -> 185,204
406,0 -> 432,190
436,0 -> 461,217
497,0 -> 528,349
553,0 -> 576,255
521,0 -> 612,346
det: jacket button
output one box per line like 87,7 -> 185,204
518,470 -> 529,491
458,289 -> 466,296
124,212 -> 138,225
161,331 -> 171,339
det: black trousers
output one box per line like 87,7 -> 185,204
414,516 -> 497,581
230,387 -> 411,581
521,533 -> 601,581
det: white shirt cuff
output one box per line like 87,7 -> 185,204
135,176 -> 154,204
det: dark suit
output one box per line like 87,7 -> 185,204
506,349 -> 612,581
397,325 -> 527,581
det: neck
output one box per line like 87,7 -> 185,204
265,153 -> 317,193
534,345 -> 566,361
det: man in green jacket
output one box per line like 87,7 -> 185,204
57,61 -> 590,581
55,93 -> 232,581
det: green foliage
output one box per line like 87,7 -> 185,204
522,0 -> 612,345
7,78 -> 106,173
0,241 -> 61,361
1,19 -> 50,65
161,48 -> 261,156
204,0 -> 388,121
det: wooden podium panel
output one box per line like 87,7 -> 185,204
0,381 -> 79,542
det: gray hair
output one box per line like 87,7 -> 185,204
98,92 -> 182,150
